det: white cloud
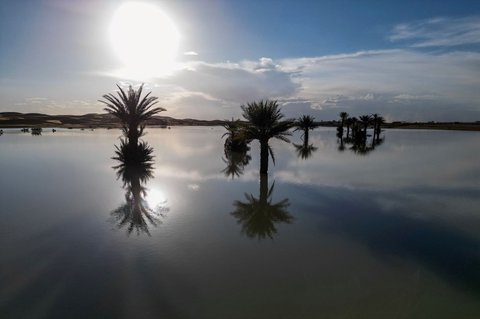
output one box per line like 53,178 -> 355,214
160,59 -> 300,104
142,48 -> 480,121
276,49 -> 480,121
390,16 -> 480,47
184,51 -> 199,56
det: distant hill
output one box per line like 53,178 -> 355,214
0,112 -> 225,128
0,112 -> 479,131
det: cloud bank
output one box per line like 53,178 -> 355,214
152,48 -> 480,121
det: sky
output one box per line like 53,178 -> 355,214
1,0 -> 480,121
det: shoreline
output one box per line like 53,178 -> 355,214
1,112 -> 479,132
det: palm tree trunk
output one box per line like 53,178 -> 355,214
260,140 -> 269,175
304,129 -> 309,144
259,174 -> 268,202
376,123 -> 381,141
128,123 -> 139,146
346,125 -> 350,139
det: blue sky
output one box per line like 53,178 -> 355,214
1,0 -> 480,121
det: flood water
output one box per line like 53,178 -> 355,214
1,127 -> 480,319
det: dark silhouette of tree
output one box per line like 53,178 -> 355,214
111,139 -> 168,236
294,115 -> 318,142
339,112 -> 349,127
345,117 -> 355,139
99,84 -> 165,145
359,115 -> 372,140
241,100 -> 292,175
374,115 -> 386,142
337,111 -> 349,138
222,118 -> 250,152
292,115 -> 318,159
231,174 -> 292,240
339,114 -> 386,155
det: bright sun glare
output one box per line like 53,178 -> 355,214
110,2 -> 180,79
145,188 -> 167,209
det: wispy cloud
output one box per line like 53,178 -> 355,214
183,51 -> 198,56
390,16 -> 480,47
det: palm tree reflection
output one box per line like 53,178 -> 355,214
111,140 -> 168,236
231,174 -> 293,240
222,146 -> 252,179
293,141 -> 318,159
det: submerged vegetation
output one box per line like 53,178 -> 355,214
336,112 -> 386,155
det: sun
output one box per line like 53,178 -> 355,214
109,2 -> 180,79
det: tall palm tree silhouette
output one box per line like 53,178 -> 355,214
111,140 -> 168,236
345,117 -> 355,139
374,115 -> 385,141
231,174 -> 292,240
294,115 -> 318,142
100,84 -> 165,145
339,112 -> 349,128
359,115 -> 372,140
241,100 -> 292,175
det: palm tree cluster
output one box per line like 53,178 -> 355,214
337,112 -> 385,142
336,112 -> 386,155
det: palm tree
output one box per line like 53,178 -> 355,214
374,116 -> 386,141
241,100 -> 293,175
231,174 -> 292,240
222,118 -> 250,152
294,115 -> 318,143
100,84 -> 165,145
358,115 -> 372,140
345,117 -> 354,139
339,112 -> 349,127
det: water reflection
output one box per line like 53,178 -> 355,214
222,146 -> 252,179
111,139 -> 168,236
231,174 -> 293,240
293,136 -> 318,159
339,134 -> 385,155
315,187 -> 480,295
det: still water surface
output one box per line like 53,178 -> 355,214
1,127 -> 479,318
